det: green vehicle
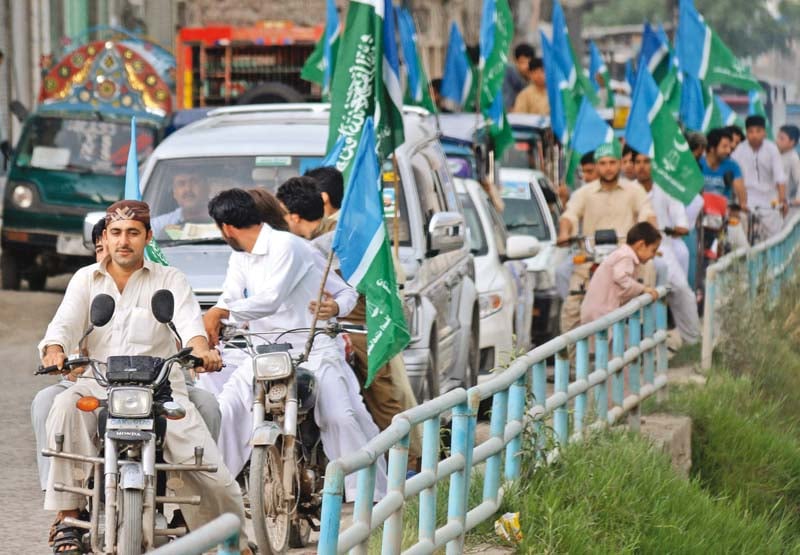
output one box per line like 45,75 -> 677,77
1,35 -> 173,290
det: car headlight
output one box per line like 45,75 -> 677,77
479,292 -> 504,318
254,352 -> 293,380
108,387 -> 153,418
11,183 -> 35,209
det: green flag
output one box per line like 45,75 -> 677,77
376,0 -> 405,161
478,0 -> 514,157
300,0 -> 341,99
300,38 -> 325,87
326,0 -> 383,181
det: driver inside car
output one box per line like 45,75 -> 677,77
150,166 -> 213,240
39,200 -> 251,554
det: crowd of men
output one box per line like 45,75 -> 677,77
33,166 -> 420,554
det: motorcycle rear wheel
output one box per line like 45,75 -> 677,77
117,489 -> 143,555
250,444 -> 291,554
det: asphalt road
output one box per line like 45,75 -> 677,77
1,279 -> 70,553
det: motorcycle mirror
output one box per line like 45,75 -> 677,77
89,294 -> 116,327
151,289 -> 175,324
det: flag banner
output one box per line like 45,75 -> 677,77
572,97 -> 615,155
396,7 -> 436,112
478,0 -> 514,157
680,72 -> 706,132
638,22 -> 670,77
377,0 -> 405,159
441,22 -> 476,110
551,0 -> 597,104
300,0 -> 341,97
625,59 -> 637,91
589,40 -> 614,108
715,95 -> 745,128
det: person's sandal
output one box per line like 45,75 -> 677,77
51,522 -> 84,554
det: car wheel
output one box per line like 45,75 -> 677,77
1,251 -> 21,290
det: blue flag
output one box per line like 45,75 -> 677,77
396,7 -> 421,102
638,22 -> 669,74
676,0 -> 708,81
680,72 -> 706,131
625,70 -> 661,156
588,40 -> 604,91
322,0 -> 340,95
441,22 -> 474,108
124,117 -> 140,201
331,117 -> 410,383
478,0 -> 496,69
540,32 -> 570,145
322,135 -> 346,168
551,0 -> 576,85
715,96 -> 739,126
572,97 -> 614,156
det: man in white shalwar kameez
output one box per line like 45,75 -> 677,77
202,189 -> 387,502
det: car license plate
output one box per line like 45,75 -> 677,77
107,418 -> 154,430
56,233 -> 91,256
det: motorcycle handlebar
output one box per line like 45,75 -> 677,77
35,356 -> 92,376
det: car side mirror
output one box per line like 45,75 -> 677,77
505,235 -> 540,259
90,294 -> 116,327
83,212 -> 106,251
428,211 -> 465,255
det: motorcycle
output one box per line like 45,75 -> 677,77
218,321 -> 366,555
38,290 -> 217,555
562,229 -> 619,296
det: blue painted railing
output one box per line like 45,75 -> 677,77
150,513 -> 240,555
318,286 -> 670,554
701,213 -> 800,370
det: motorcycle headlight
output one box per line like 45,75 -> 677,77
108,387 -> 153,418
254,352 -> 293,380
11,183 -> 35,209
531,269 -> 554,291
479,292 -> 504,318
702,214 -> 724,230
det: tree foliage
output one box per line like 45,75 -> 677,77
584,0 -> 800,59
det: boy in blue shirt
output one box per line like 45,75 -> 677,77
700,127 -> 748,209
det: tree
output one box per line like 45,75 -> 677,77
584,0 -> 800,59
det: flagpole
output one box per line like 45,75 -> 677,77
411,12 -> 441,135
303,249 -> 336,362
391,152 -> 401,259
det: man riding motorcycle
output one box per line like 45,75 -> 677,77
202,189 -> 387,503
557,140 -> 657,334
39,200 -> 250,554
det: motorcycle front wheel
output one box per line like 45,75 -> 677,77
250,443 -> 291,554
117,489 -> 143,555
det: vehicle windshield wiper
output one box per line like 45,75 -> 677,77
158,237 -> 226,247
505,222 -> 540,230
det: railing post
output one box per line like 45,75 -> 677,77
532,361 -> 547,458
594,329 -> 609,425
611,321 -> 626,417
701,268 -> 716,371
318,464 -> 345,555
381,434 -> 410,555
627,310 -> 641,431
656,298 -> 668,402
554,350 -> 569,445
483,389 -> 509,507
575,338 -> 589,434
643,303 -> 655,387
445,394 -> 478,555
352,461 -> 377,555
418,417 -> 440,546
505,373 -> 527,480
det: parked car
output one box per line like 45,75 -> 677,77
498,167 -> 566,343
455,178 -> 539,374
91,103 -> 478,403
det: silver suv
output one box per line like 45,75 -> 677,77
111,104 -> 478,402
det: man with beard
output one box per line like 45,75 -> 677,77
557,140 -> 656,334
203,189 -> 387,502
151,168 -> 211,239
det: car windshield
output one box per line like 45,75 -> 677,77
143,155 -> 323,243
499,179 -> 551,241
458,192 -> 488,256
15,115 -> 157,176
502,129 -> 544,170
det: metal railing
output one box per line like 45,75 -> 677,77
701,213 -> 800,370
318,286 -> 669,554
150,512 -> 240,555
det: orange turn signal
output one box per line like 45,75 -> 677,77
729,217 -> 740,226
573,254 -> 587,264
76,396 -> 101,412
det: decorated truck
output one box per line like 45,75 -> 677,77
1,31 -> 173,290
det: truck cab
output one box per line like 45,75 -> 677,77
0,38 -> 171,290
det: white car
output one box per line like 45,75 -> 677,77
498,167 -> 567,344
455,178 -> 539,375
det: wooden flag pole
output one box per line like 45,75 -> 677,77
391,152 -> 401,259
302,248 -> 336,362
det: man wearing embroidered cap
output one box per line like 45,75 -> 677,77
39,199 -> 253,553
557,138 -> 657,334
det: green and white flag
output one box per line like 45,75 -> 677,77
478,0 -> 514,157
332,117 -> 410,384
625,70 -> 703,205
300,0 -> 341,98
677,0 -> 762,92
377,0 -> 405,160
